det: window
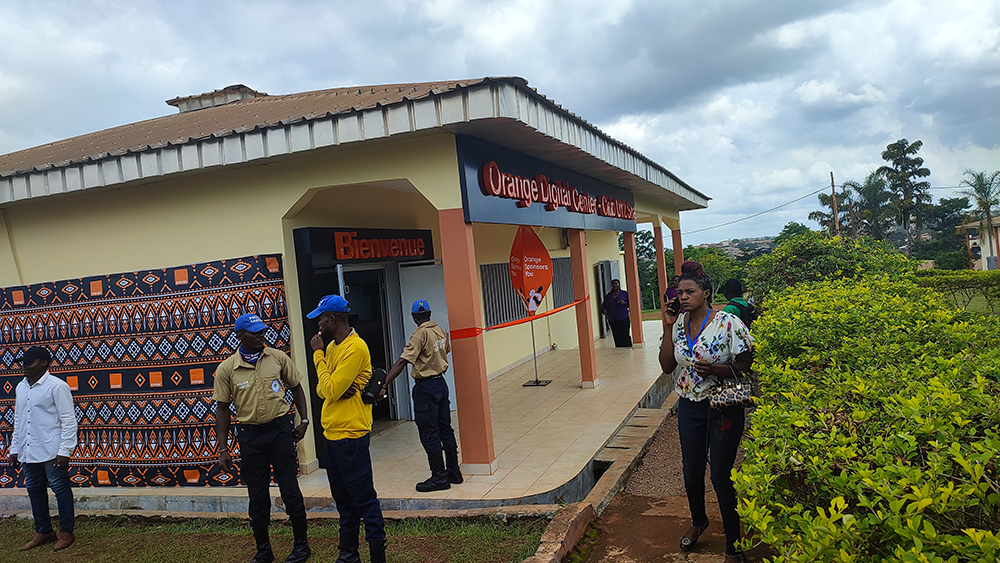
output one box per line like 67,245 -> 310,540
479,258 -> 575,327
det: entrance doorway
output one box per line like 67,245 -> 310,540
296,267 -> 393,466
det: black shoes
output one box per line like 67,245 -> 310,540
415,452 -> 451,492
250,544 -> 275,563
369,540 -> 387,563
283,541 -> 311,563
444,449 -> 464,484
335,531 -> 361,563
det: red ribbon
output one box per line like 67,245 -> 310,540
450,296 -> 591,340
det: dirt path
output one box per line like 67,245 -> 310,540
570,415 -> 757,563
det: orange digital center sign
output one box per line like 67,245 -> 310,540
480,161 -> 636,220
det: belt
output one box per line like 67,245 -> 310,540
415,373 -> 444,382
239,413 -> 292,433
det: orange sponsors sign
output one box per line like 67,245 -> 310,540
509,226 -> 553,316
481,161 -> 636,220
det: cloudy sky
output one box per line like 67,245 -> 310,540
1,0 -> 998,245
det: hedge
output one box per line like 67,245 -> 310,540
916,269 -> 1000,313
737,277 -> 1000,562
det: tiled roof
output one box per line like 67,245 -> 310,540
0,79 -> 484,176
0,77 -> 708,209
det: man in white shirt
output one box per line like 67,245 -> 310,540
8,346 -> 78,552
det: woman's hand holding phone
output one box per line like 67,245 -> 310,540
663,287 -> 681,324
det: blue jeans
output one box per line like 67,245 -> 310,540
677,397 -> 744,556
325,433 -> 385,542
23,460 -> 75,534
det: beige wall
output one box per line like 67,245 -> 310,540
471,224 -> 621,377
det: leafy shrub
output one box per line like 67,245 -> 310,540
745,232 -> 914,306
737,277 -> 1000,562
916,269 -> 1000,313
931,249 -> 971,271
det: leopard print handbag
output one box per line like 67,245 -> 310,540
709,364 -> 760,410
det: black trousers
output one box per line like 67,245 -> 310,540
412,376 -> 458,456
609,318 -> 632,347
237,413 -> 307,532
325,433 -> 385,542
677,397 -> 745,556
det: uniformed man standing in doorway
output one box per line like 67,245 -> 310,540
214,313 -> 312,563
381,299 -> 463,492
308,295 -> 386,563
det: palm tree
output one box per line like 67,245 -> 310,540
878,139 -> 931,255
843,172 -> 893,239
809,188 -> 853,235
960,169 -> 1000,268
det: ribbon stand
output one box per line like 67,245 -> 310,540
523,318 -> 550,387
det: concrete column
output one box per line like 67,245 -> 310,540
568,228 -> 598,388
437,209 -> 497,475
621,231 -> 644,348
653,223 -> 669,330
672,229 -> 684,276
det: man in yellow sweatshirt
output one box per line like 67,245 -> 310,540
307,294 -> 385,563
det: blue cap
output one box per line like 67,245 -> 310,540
235,313 -> 268,333
411,299 -> 431,314
307,294 -> 350,318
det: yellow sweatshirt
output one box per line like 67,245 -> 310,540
313,329 -> 373,441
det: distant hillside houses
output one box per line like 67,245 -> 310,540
695,237 -> 774,259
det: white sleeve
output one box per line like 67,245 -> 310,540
53,383 -> 78,457
9,386 -> 23,456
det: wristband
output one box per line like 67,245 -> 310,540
299,418 -> 309,425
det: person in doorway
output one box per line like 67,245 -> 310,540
214,314 -> 312,563
601,279 -> 632,347
9,346 -> 78,552
721,278 -> 757,329
380,299 -> 462,493
659,262 -> 754,563
308,295 -> 386,563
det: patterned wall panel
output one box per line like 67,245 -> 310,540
0,254 -> 290,487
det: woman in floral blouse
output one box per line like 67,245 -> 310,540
659,261 -> 754,563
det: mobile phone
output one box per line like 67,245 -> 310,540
664,287 -> 681,315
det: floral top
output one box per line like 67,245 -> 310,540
668,310 -> 753,402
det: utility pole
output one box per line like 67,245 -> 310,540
831,171 -> 840,237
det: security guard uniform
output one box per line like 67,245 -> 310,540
214,346 -> 308,560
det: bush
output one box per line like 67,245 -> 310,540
737,277 -> 1000,562
932,249 -> 971,271
916,269 -> 1000,313
745,232 -> 914,306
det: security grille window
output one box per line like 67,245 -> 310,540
480,263 -> 527,327
480,258 -> 576,327
551,257 -> 574,308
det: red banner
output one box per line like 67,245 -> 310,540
509,226 -> 553,316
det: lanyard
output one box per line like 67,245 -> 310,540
685,311 -> 711,358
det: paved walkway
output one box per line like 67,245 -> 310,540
1,321 -> 667,514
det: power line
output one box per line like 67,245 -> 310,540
682,185 -> 828,235
682,184 -> 971,235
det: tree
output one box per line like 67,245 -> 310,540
773,222 -> 812,247
683,245 -> 742,299
959,169 -> 1000,267
809,188 -> 854,236
877,139 -> 931,255
843,172 -> 893,240
912,196 -> 970,261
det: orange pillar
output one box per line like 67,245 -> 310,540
437,209 -> 497,475
622,231 -> 644,348
568,228 -> 599,388
653,223 -> 669,329
672,229 -> 684,276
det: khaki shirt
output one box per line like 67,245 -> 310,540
213,347 -> 303,424
400,321 -> 450,379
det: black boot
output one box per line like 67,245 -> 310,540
251,527 -> 275,563
284,516 -> 311,563
369,540 -> 387,563
415,452 -> 450,492
444,449 -> 464,485
335,530 -> 361,563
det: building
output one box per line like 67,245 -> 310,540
0,78 -> 705,486
958,218 -> 998,270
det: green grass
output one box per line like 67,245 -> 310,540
1,514 -> 546,563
